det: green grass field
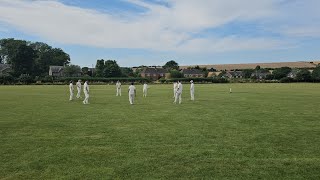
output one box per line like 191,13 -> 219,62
1,84 -> 320,179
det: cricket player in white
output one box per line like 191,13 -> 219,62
76,79 -> 82,98
69,81 -> 74,101
174,81 -> 183,104
143,83 -> 148,97
190,80 -> 195,101
83,81 -> 90,104
128,82 -> 136,105
116,80 -> 121,96
173,81 -> 178,98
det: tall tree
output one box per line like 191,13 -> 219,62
121,67 -> 134,77
64,64 -> 81,77
1,39 -> 70,77
296,69 -> 312,82
170,69 -> 183,78
82,67 -> 89,76
163,60 -> 179,70
30,42 -> 52,76
10,44 -> 36,76
312,66 -> 320,81
95,59 -> 105,77
49,48 -> 70,66
0,38 -> 27,64
104,60 -> 122,77
272,67 -> 292,80
242,69 -> 255,78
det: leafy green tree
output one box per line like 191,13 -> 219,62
64,64 -> 81,77
1,39 -> 70,77
30,42 -> 52,76
272,67 -> 292,80
242,69 -> 255,78
10,44 -> 36,76
163,60 -> 179,70
170,69 -> 183,78
30,42 -> 70,76
312,66 -> 320,81
296,69 -> 312,82
95,59 -> 105,77
104,60 -> 122,77
82,67 -> 89,75
121,67 -> 134,77
0,38 -> 28,65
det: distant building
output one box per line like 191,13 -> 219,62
0,64 -> 12,76
49,66 -> 64,77
207,71 -> 221,77
251,70 -> 271,79
287,69 -> 299,78
181,69 -> 205,78
225,71 -> 244,78
179,61 -> 318,71
140,67 -> 168,80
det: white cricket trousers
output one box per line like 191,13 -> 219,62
69,90 -> 73,101
174,92 -> 182,104
77,87 -> 81,98
129,93 -> 135,104
143,89 -> 147,97
190,90 -> 194,100
116,88 -> 121,96
83,92 -> 89,104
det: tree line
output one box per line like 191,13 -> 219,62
217,65 -> 320,82
0,38 -> 70,77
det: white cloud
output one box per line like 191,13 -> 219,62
0,0 -> 318,54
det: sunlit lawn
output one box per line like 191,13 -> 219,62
1,83 -> 320,179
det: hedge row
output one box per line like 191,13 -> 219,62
1,75 -> 320,85
0,75 -> 152,85
159,77 -> 229,83
51,77 -> 151,83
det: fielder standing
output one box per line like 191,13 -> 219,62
76,79 -> 82,98
174,80 -> 183,104
116,80 -> 122,96
190,80 -> 195,101
173,81 -> 178,98
143,82 -> 148,97
128,82 -> 136,105
69,81 -> 74,101
83,81 -> 90,104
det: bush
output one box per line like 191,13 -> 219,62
18,74 -> 34,84
0,75 -> 15,84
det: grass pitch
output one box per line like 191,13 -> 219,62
1,84 -> 320,179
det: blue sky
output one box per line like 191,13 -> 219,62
0,0 -> 319,67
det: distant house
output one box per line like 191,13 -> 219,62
251,70 -> 271,79
88,68 -> 95,76
49,66 -> 64,77
140,67 -> 168,80
0,64 -> 12,76
181,69 -> 205,78
225,71 -> 244,78
287,69 -> 299,78
207,71 -> 221,77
